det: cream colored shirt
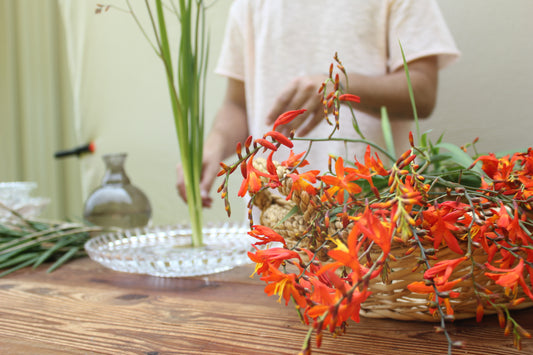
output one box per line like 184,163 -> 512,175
215,0 -> 460,171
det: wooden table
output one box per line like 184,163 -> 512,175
0,258 -> 532,355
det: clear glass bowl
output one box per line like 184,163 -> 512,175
84,222 -> 255,277
0,181 -> 50,222
0,181 -> 37,204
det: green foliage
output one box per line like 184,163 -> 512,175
0,207 -> 106,277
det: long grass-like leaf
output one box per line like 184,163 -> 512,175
399,41 -> 420,141
435,142 -> 482,174
380,106 -> 396,160
32,235 -> 77,269
0,257 -> 39,278
0,252 -> 40,269
0,249 -> 24,264
47,246 -> 80,273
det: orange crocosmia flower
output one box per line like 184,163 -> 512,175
422,201 -> 469,255
350,147 -> 388,196
520,148 -> 533,174
485,259 -> 533,299
248,225 -> 287,248
286,170 -> 319,200
496,204 -> 530,246
320,157 -> 362,204
351,206 -> 394,255
272,109 -> 307,131
473,153 -> 500,179
309,287 -> 371,331
361,146 -> 388,176
248,246 -> 302,277
306,304 -> 331,324
237,157 -> 278,197
407,278 -> 462,316
264,152 -> 282,189
310,277 -> 338,305
325,236 -> 364,280
517,176 -> 533,201
311,291 -> 371,332
423,256 -> 467,286
281,150 -> 310,170
408,279 -> 462,295
339,287 -> 372,324
238,167 -> 261,197
248,246 -> 301,264
261,266 -> 307,308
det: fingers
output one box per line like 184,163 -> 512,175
266,84 -> 298,125
200,189 -> 213,208
176,164 -> 213,208
266,76 -> 326,135
199,161 -> 217,208
296,105 -> 326,137
176,164 -> 189,203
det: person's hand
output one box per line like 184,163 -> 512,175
176,153 -> 221,208
266,74 -> 328,136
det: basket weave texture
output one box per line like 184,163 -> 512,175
252,158 -> 533,322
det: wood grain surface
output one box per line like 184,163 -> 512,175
0,257 -> 532,355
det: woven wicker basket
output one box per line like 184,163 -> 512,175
251,158 -> 533,322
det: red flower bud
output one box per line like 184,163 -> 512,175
272,109 -> 306,131
338,94 -> 361,104
254,138 -> 278,151
264,130 -> 293,148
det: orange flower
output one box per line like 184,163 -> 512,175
320,157 -> 362,203
248,247 -> 302,277
325,231 -> 364,279
248,225 -> 287,248
237,158 -> 262,197
351,146 -> 389,196
237,156 -> 278,197
485,259 -> 533,299
307,281 -> 371,332
281,150 -> 310,170
473,153 -> 500,179
262,266 -> 307,308
407,278 -> 462,316
350,206 -> 394,255
421,201 -> 468,255
496,204 -> 530,246
286,170 -> 320,200
423,256 -> 467,286
359,146 -> 389,176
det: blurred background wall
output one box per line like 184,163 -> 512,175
1,0 -> 532,226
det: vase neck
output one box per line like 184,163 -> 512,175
102,153 -> 130,185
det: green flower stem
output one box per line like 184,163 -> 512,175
153,0 -> 205,247
399,41 -> 420,142
291,136 -> 396,162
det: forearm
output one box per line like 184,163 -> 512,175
343,56 -> 438,119
206,102 -> 249,161
203,78 -> 249,163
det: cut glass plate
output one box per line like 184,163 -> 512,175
84,222 -> 254,277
